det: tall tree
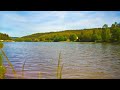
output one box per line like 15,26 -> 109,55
91,30 -> 99,42
101,24 -> 111,42
110,22 -> 120,42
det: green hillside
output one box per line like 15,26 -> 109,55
15,28 -> 102,42
15,22 -> 120,43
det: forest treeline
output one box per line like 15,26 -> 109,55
15,22 -> 120,43
1,22 -> 120,43
0,33 -> 12,40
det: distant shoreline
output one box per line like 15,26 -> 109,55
1,39 -> 119,44
0,40 -> 15,42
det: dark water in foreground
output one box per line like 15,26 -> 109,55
3,42 -> 120,79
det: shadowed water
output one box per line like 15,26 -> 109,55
3,42 -> 120,79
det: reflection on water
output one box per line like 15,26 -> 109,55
3,42 -> 120,79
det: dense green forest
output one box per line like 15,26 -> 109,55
0,33 -> 12,40
15,22 -> 120,43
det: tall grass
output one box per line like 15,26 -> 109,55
22,60 -> 26,79
59,64 -> 64,79
0,42 -> 6,79
38,72 -> 42,79
0,54 -> 2,66
0,42 -> 17,78
0,54 -> 6,79
56,52 -> 64,79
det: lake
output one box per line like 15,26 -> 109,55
3,42 -> 120,79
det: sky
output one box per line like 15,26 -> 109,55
0,11 -> 120,37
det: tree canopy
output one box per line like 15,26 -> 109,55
0,33 -> 12,40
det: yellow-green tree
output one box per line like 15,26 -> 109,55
101,24 -> 111,42
69,34 -> 78,41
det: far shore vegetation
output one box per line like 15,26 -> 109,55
1,22 -> 120,43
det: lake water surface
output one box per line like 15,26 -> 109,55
3,42 -> 120,79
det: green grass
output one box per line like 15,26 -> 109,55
0,42 -> 6,79
38,72 -> 42,79
0,54 -> 6,79
0,54 -> 2,66
59,64 -> 64,79
56,52 -> 64,79
0,66 -> 6,79
0,42 -> 3,49
22,60 -> 26,79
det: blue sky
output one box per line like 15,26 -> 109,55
0,11 -> 120,37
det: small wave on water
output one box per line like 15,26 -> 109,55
3,42 -> 120,79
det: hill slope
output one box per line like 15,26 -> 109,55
15,28 -> 103,42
